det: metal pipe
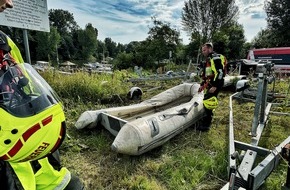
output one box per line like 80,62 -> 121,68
269,111 -> 290,116
251,73 -> 264,136
259,76 -> 268,123
23,29 -> 31,64
229,93 -> 239,178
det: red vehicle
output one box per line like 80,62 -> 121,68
247,47 -> 290,71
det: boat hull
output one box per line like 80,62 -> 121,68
75,83 -> 205,155
111,92 -> 204,155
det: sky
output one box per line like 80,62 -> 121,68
47,0 -> 267,45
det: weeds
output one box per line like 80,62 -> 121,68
40,70 -> 290,190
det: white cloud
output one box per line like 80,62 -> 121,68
47,0 -> 267,44
236,0 -> 267,41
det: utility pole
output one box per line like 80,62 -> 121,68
56,44 -> 59,65
23,29 -> 31,64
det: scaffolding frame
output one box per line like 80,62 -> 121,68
222,61 -> 290,190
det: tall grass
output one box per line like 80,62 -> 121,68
41,70 -> 132,103
39,69 -> 290,190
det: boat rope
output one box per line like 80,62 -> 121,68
160,102 -> 199,120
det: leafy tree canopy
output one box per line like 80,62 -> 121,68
78,23 -> 98,62
213,21 -> 246,60
49,9 -> 79,34
181,0 -> 238,43
146,17 -> 181,63
35,26 -> 61,62
265,0 -> 290,46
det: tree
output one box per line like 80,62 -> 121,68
113,52 -> 134,70
59,33 -> 75,60
147,18 -> 181,46
265,0 -> 290,46
49,9 -> 79,34
35,26 -> 61,63
96,40 -> 105,61
124,41 -> 144,67
241,42 -> 253,59
226,23 -> 246,59
212,21 -> 246,60
181,0 -> 238,43
112,41 -> 151,70
78,23 -> 98,62
49,9 -> 80,61
251,29 -> 276,48
104,38 -> 117,58
134,40 -> 156,69
146,18 -> 181,63
125,41 -> 141,53
175,44 -> 188,65
116,43 -> 125,54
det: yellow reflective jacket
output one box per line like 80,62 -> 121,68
202,52 -> 226,89
10,157 -> 71,190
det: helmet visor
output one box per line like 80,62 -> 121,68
0,63 -> 61,117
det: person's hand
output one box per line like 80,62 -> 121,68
208,87 -> 217,93
198,86 -> 203,93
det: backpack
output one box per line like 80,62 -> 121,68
211,53 -> 227,75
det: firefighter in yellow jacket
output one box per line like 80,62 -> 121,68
0,0 -> 84,189
198,42 -> 226,132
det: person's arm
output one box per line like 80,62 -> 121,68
198,63 -> 206,92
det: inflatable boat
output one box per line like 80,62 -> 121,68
75,82 -> 205,155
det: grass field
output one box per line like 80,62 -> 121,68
42,70 -> 290,190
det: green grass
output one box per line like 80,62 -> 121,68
41,70 -> 290,190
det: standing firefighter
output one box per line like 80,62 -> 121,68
0,0 -> 84,189
198,42 -> 227,131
